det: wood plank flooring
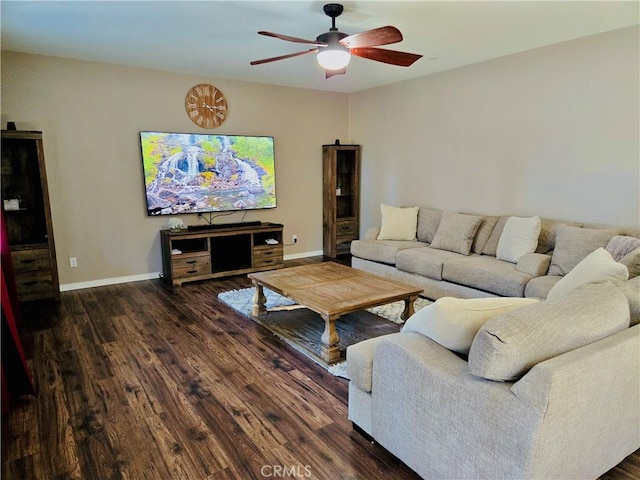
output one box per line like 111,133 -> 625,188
2,256 -> 639,479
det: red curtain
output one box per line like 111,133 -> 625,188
1,210 -> 34,415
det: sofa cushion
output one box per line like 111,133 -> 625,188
442,255 -> 533,297
402,297 -> 539,354
396,247 -> 464,281
620,247 -> 640,278
496,216 -> 542,263
536,218 -> 584,254
346,333 -> 396,393
481,215 -> 509,256
378,204 -> 420,241
547,248 -> 629,301
606,235 -> 640,262
416,207 -> 442,244
430,211 -> 483,255
350,239 -> 425,265
471,215 -> 499,254
524,275 -> 562,299
468,281 -> 630,382
548,225 -> 620,276
515,253 -> 552,277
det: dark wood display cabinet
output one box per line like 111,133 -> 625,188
322,144 -> 361,258
160,222 -> 284,286
1,130 -> 60,301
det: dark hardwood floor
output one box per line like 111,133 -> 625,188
2,256 -> 639,479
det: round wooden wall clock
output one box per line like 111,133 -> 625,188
185,83 -> 228,129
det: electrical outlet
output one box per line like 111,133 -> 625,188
292,234 -> 298,244
70,257 -> 78,268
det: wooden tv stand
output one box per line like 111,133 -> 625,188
160,222 -> 284,286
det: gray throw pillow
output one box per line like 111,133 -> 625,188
468,281 -> 630,382
472,215 -> 499,254
619,247 -> 640,279
430,211 -> 483,256
606,235 -> 640,262
481,216 -> 509,256
548,225 -> 619,276
416,208 -> 442,244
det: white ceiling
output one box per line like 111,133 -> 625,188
1,1 -> 638,93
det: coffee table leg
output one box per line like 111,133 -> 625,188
401,295 -> 418,321
252,281 -> 267,316
320,313 -> 341,364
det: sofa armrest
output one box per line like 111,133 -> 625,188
364,226 -> 380,240
510,324 -> 640,477
516,252 -> 551,276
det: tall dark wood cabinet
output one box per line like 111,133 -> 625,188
1,130 -> 60,301
322,144 -> 360,258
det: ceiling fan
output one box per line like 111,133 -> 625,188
250,3 -> 423,78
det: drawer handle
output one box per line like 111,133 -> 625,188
186,260 -> 197,264
21,259 -> 36,264
340,225 -> 351,230
263,251 -> 273,256
23,281 -> 39,286
186,270 -> 198,274
263,259 -> 274,264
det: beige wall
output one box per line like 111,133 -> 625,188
350,26 -> 640,232
1,52 -> 349,286
2,26 -> 638,286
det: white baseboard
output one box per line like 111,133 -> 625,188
60,272 -> 161,291
60,250 -> 325,291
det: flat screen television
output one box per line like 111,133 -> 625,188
140,131 -> 276,216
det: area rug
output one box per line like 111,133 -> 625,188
218,287 -> 431,378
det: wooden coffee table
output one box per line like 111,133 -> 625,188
248,262 -> 423,364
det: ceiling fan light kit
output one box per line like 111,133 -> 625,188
251,3 -> 422,78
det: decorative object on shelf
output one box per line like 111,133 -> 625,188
3,199 -> 20,211
185,83 -> 228,129
250,3 -> 422,79
323,144 -> 360,257
167,217 -> 185,232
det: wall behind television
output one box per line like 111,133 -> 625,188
1,51 -> 349,287
350,26 -> 640,232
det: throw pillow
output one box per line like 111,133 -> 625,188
416,208 -> 443,243
546,247 -> 629,301
606,235 -> 640,262
619,247 -> 640,279
402,297 -> 539,354
430,211 -> 483,255
377,204 -> 419,241
469,281 -> 630,382
548,225 -> 620,276
496,216 -> 542,263
471,215 -> 499,254
481,216 -> 509,256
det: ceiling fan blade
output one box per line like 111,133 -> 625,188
351,47 -> 423,67
251,49 -> 319,66
326,67 -> 347,79
340,26 -> 403,49
258,31 -> 326,46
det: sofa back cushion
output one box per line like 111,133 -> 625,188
481,216 -> 509,256
430,211 -> 483,255
416,207 -> 443,243
548,225 -> 620,276
468,281 -> 630,382
536,218 -> 584,254
471,215 -> 499,254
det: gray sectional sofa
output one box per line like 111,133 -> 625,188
351,207 -> 639,300
347,206 -> 640,479
347,281 -> 640,479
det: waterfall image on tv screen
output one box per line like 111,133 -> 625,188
140,132 -> 276,216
